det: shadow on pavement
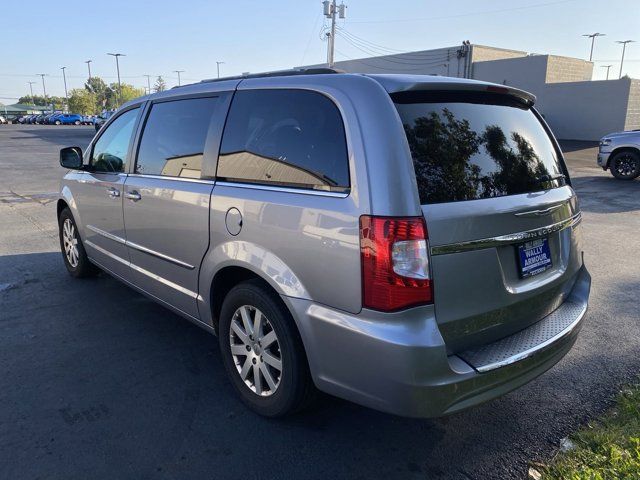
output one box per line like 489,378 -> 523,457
0,251 -> 638,480
572,175 -> 640,214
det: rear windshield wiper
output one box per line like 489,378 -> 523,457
532,173 -> 566,184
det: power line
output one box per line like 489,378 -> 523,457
334,48 -> 450,72
337,34 -> 450,66
336,28 -> 451,61
346,0 -> 580,24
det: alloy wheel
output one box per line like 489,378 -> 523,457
229,305 -> 282,396
62,218 -> 79,268
613,154 -> 638,178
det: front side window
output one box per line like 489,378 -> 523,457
91,108 -> 139,173
135,97 -> 219,178
217,89 -> 349,192
393,91 -> 566,204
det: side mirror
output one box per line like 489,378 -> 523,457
60,146 -> 84,169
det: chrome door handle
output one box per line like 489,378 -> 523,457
107,187 -> 120,198
124,191 -> 142,201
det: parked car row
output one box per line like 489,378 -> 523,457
11,113 -> 95,125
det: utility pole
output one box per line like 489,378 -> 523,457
173,70 -> 185,86
60,67 -> 68,108
582,33 -> 605,61
323,0 -> 346,68
216,61 -> 225,79
27,81 -> 36,104
107,53 -> 125,105
143,74 -> 152,94
37,74 -> 47,99
85,60 -> 92,80
616,40 -> 635,78
601,64 -> 613,80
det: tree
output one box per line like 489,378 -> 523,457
85,77 -> 112,111
153,76 -> 167,92
18,95 -> 66,109
68,89 -> 97,115
110,83 -> 145,106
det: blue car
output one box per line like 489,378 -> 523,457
53,114 -> 83,125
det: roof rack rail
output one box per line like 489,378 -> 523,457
198,67 -> 343,85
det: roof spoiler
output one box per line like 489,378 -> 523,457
368,75 -> 536,106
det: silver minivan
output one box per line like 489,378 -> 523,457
57,69 -> 590,418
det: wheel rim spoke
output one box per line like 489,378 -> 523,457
230,319 -> 249,344
253,363 -> 262,394
230,344 -> 248,356
239,357 -> 252,380
239,306 -> 253,336
262,351 -> 282,371
260,362 -> 277,391
261,330 -> 277,348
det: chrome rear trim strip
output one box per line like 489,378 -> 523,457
430,212 -> 582,256
86,224 -> 194,269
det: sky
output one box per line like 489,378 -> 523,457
1,0 -> 639,102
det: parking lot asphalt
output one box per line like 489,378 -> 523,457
1,125 -> 638,480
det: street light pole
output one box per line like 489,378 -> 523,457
582,33 -> 605,61
60,67 -> 68,108
616,40 -> 635,78
85,60 -> 92,80
216,61 -> 225,79
601,64 -> 613,80
107,53 -> 125,106
27,81 -> 36,104
173,70 -> 185,86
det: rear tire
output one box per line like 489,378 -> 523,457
55,120 -> 61,125
74,120 -> 80,125
58,208 -> 99,278
610,150 -> 640,180
218,279 -> 316,417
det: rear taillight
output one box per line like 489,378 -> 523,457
359,216 -> 433,312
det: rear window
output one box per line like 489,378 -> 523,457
393,91 -> 566,204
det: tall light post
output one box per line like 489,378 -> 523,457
84,60 -> 92,80
582,33 -> 605,61
37,74 -> 48,100
216,61 -> 225,79
601,64 -> 613,80
60,66 -> 69,108
27,81 -> 36,104
143,74 -> 152,94
107,53 -> 125,105
173,70 -> 185,86
323,0 -> 346,67
616,40 -> 635,78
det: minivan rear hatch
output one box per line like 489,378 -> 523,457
391,87 -> 583,353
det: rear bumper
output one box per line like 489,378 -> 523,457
285,265 -> 591,418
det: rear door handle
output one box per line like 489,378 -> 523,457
107,187 -> 120,198
125,190 -> 142,202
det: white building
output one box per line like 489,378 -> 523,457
301,44 -> 640,141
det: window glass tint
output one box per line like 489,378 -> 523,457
91,107 -> 139,173
218,90 -> 349,192
393,91 -> 565,204
136,97 -> 218,178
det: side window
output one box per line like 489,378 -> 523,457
218,89 -> 349,192
135,97 -> 219,178
91,108 -> 139,173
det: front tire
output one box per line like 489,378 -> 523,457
55,120 -> 61,125
218,280 -> 315,417
58,208 -> 98,278
610,150 -> 640,180
74,120 -> 80,125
